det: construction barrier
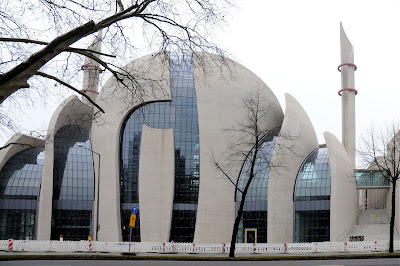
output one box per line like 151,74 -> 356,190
7,239 -> 13,251
0,240 -> 398,254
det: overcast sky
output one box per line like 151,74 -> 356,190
214,0 -> 400,167
2,0 -> 400,168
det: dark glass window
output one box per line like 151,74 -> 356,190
120,56 -> 200,242
51,125 -> 94,240
0,147 -> 44,240
235,128 -> 280,243
294,148 -> 331,243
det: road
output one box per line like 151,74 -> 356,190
0,258 -> 400,266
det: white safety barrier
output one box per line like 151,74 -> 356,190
0,240 -> 398,254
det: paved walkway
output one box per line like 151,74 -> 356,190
0,250 -> 396,258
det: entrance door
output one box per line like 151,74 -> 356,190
244,229 -> 257,243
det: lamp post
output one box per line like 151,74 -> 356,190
78,144 -> 100,241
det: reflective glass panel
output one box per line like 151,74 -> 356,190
0,147 -> 44,240
355,170 -> 390,187
120,56 -> 200,242
51,125 -> 94,240
294,148 -> 330,243
235,128 -> 280,243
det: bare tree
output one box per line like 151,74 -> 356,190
211,88 -> 294,257
0,0 -> 233,142
358,122 -> 400,253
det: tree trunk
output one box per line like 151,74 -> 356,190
229,197 -> 245,257
229,163 -> 257,257
389,179 -> 396,253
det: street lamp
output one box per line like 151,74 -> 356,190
78,144 -> 100,241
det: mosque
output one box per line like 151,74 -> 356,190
0,24 -> 397,243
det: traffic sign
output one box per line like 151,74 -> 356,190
131,206 -> 137,215
129,214 -> 136,227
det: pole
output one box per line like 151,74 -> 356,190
77,144 -> 101,241
129,227 -> 132,253
96,153 -> 100,241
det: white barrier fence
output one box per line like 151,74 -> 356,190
0,240 -> 399,254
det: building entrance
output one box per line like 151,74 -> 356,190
245,229 -> 257,243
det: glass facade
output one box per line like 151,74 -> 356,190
120,56 -> 200,242
51,125 -> 94,240
294,148 -> 331,243
235,128 -> 280,243
355,170 -> 390,187
0,147 -> 44,240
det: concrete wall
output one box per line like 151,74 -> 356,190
193,53 -> 284,243
138,125 -> 174,242
324,131 -> 358,241
37,95 -> 93,240
91,53 -> 171,241
267,93 -> 319,243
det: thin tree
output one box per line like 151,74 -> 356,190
358,122 -> 400,253
211,87 -> 293,257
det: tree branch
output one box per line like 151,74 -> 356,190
0,142 -> 37,151
0,37 -> 116,58
35,71 -> 105,113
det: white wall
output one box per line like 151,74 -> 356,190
193,53 -> 284,243
324,131 -> 358,241
138,125 -> 174,242
37,95 -> 93,240
91,53 -> 172,241
268,93 -> 319,243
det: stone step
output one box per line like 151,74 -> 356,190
341,209 -> 400,241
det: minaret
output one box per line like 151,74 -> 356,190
338,23 -> 357,166
81,30 -> 103,104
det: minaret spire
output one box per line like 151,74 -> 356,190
81,30 -> 103,103
338,23 -> 357,166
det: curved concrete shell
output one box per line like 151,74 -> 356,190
36,95 -> 93,240
267,93 -> 319,243
193,53 -> 284,243
138,125 -> 174,242
91,53 -> 172,241
324,131 -> 358,241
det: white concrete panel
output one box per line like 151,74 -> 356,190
268,93 -> 319,243
138,125 -> 174,242
193,53 -> 284,243
37,95 -> 93,240
324,131 -> 358,241
91,53 -> 171,241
